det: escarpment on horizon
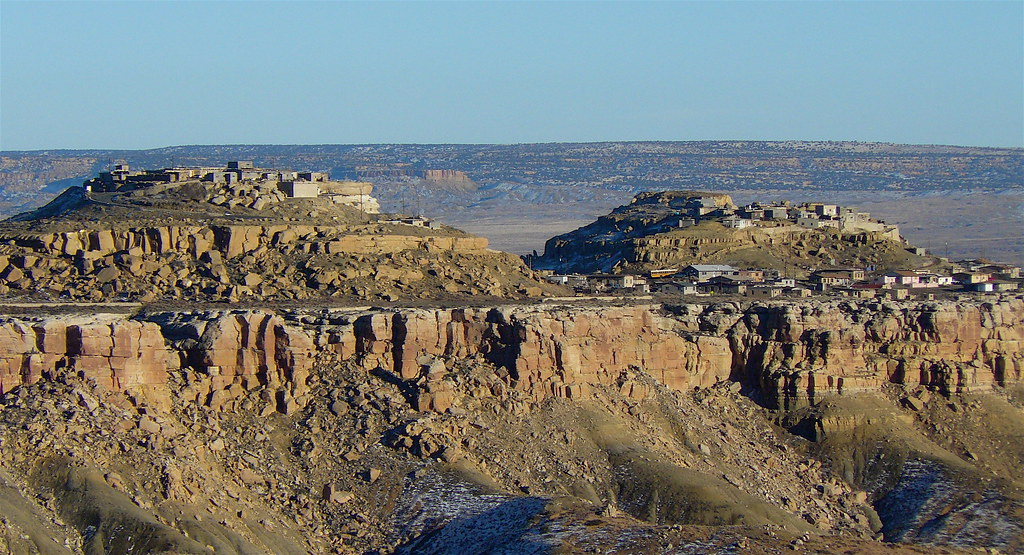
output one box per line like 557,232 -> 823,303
2,297 -> 1020,412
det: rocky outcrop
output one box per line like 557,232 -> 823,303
716,298 -> 1024,407
0,311 -> 314,413
536,191 -> 922,275
422,169 -> 475,186
312,297 -> 1024,409
11,225 -> 489,259
0,316 -> 174,407
338,306 -> 733,402
0,221 -> 557,302
1,297 -> 1020,413
141,311 -> 316,413
0,161 -> 562,303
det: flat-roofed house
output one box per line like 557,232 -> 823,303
722,215 -> 752,229
748,285 -> 782,298
297,171 -> 329,182
885,270 -> 920,286
953,272 -> 991,285
657,281 -> 698,295
736,269 -> 764,282
811,268 -> 865,287
587,274 -> 636,291
679,264 -> 738,282
797,217 -> 824,229
810,203 -> 839,217
979,264 -> 1021,279
278,181 -> 320,198
702,277 -> 747,295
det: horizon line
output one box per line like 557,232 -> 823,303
4,139 -> 1023,154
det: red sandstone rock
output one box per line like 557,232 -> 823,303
1,298 -> 1021,415
0,317 -> 175,410
342,299 -> 1024,410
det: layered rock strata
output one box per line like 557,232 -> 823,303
0,311 -> 314,414
10,225 -> 489,259
152,311 -> 315,412
318,298 -> 1023,409
720,297 -> 1024,407
0,222 -> 554,302
0,297 -> 1020,412
0,315 -> 175,408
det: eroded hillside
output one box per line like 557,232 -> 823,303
0,172 -> 564,303
0,298 -> 1021,553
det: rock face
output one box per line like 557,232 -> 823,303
154,311 -> 315,402
344,306 -> 733,400
720,298 -> 1024,408
322,298 -> 1024,409
0,311 -> 314,413
0,316 -> 175,407
6,225 -> 489,260
0,221 -> 561,302
1,297 -> 1021,412
0,174 -> 565,303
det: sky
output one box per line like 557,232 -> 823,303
1,1 -> 1022,150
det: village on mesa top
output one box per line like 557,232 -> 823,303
79,163 -> 1023,300
538,191 -> 1022,298
87,160 -> 382,214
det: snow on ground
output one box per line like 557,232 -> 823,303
390,472 -> 562,554
876,458 -> 1023,550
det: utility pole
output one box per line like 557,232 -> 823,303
413,179 -> 421,217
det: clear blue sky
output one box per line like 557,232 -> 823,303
1,1 -> 1021,150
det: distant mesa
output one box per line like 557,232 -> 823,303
2,142 -> 1019,264
531,190 -> 1024,300
0,161 -> 563,303
354,167 -> 477,192
535,190 -> 907,275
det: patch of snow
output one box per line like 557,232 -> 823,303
876,458 -> 1023,550
391,472 -> 562,554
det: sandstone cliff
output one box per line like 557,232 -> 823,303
0,315 -> 175,408
1,297 -> 1022,553
316,298 -> 1024,410
1,297 -> 1020,414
